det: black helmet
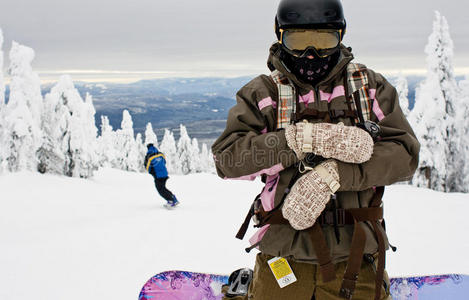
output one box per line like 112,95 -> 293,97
275,0 -> 346,40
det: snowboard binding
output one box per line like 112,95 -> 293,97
225,268 -> 254,298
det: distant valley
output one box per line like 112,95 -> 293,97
67,77 -> 253,145
5,75 -> 432,146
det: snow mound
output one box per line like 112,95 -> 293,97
0,170 -> 468,299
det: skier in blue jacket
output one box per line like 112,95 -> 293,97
144,144 -> 179,208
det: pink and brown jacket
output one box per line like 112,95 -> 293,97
211,43 -> 420,264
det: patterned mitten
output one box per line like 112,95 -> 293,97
282,160 -> 340,230
296,122 -> 374,163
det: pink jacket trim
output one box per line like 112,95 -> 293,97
299,90 -> 315,105
260,174 -> 279,211
320,85 -> 345,103
249,225 -> 270,246
225,163 -> 284,181
369,89 -> 385,121
258,97 -> 276,110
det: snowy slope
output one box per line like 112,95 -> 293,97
0,170 -> 468,300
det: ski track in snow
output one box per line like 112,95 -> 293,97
0,169 -> 468,300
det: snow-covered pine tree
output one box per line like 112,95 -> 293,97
144,122 -> 158,147
135,133 -> 146,172
159,128 -> 178,174
191,137 -> 202,173
409,11 -> 462,192
177,124 -> 198,175
395,73 -> 410,117
77,93 -> 99,176
459,77 -> 469,192
38,78 -> 69,175
200,143 -> 216,173
3,41 -> 43,172
38,75 -> 98,178
115,110 -> 140,172
97,115 -> 118,168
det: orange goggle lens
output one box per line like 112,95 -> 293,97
281,29 -> 341,51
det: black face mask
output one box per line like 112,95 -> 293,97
280,47 -> 340,86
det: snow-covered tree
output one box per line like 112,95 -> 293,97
97,115 -> 118,168
73,92 -> 99,177
3,41 -> 43,172
191,137 -> 202,173
159,128 -> 178,174
115,110 -> 140,171
176,124 -> 201,174
37,79 -> 69,175
200,143 -> 216,173
135,133 -> 146,172
395,73 -> 410,117
459,77 -> 469,191
38,75 -> 98,178
144,122 -> 158,147
409,11 -> 462,192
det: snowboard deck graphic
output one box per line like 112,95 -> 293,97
139,271 -> 228,300
139,271 -> 469,300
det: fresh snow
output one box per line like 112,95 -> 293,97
1,169 -> 469,300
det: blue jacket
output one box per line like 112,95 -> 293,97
144,146 -> 169,178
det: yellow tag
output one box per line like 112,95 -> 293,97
268,257 -> 297,288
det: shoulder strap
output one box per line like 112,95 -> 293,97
346,63 -> 372,123
146,154 -> 165,171
270,70 -> 296,129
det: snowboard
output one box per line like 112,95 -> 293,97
139,271 -> 469,300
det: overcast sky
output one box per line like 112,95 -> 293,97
0,0 -> 468,81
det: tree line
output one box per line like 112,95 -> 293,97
0,31 -> 214,178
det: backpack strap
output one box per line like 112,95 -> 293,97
146,153 -> 165,171
339,186 -> 385,300
270,70 -> 296,129
346,63 -> 372,123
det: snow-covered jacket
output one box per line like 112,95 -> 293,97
212,43 -> 420,264
144,146 -> 168,179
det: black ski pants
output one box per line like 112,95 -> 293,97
154,177 -> 174,201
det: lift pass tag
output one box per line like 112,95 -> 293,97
268,257 -> 297,288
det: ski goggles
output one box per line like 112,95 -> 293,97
279,28 -> 342,58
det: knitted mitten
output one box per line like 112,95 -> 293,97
295,122 -> 374,163
282,160 -> 340,230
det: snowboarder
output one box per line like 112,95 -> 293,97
212,0 -> 420,299
144,144 -> 179,208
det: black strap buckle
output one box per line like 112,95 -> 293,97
357,120 -> 381,140
340,277 -> 358,300
336,208 -> 346,226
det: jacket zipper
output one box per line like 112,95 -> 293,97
267,176 -> 279,192
314,86 -> 320,105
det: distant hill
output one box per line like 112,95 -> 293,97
76,77 -> 254,144
6,74 -> 455,145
